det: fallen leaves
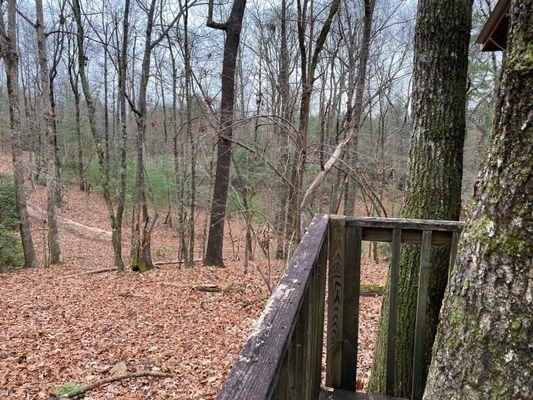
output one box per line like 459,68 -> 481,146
0,154 -> 388,399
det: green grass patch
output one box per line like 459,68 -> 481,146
54,382 -> 85,399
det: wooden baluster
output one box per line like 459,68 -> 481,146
326,217 -> 362,391
304,243 -> 328,400
385,228 -> 401,395
341,225 -> 362,390
326,216 -> 346,387
412,230 -> 432,400
293,295 -> 309,398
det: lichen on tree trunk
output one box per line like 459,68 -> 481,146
424,1 -> 532,398
368,0 -> 473,397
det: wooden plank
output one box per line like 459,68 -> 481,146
217,214 -> 329,400
340,225 -> 362,390
447,231 -> 460,284
293,294 -> 308,398
303,263 -> 318,400
319,388 -> 408,400
385,228 -> 401,395
411,230 -> 432,400
362,228 -> 453,245
326,216 -> 346,387
344,215 -> 464,231
312,244 -> 328,399
303,242 -> 327,400
285,322 -> 297,398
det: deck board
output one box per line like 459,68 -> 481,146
319,388 -> 407,400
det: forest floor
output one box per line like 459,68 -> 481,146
0,153 -> 388,399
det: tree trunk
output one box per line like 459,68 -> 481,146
0,0 -> 37,268
424,1 -> 532,398
130,0 -> 157,272
183,5 -> 196,267
204,0 -> 247,267
114,0 -> 131,272
35,0 -> 61,264
343,0 -> 375,216
291,0 -> 341,239
274,0 -> 291,260
369,1 -> 472,397
70,76 -> 85,191
72,0 -> 124,271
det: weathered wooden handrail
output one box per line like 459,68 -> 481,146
217,215 -> 464,400
217,214 -> 329,399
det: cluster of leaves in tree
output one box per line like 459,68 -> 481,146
0,174 -> 24,271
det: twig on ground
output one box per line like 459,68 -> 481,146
154,258 -> 203,265
55,371 -> 172,398
58,268 -> 118,279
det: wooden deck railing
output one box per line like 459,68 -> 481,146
217,214 -> 463,400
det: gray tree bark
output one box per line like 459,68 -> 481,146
204,0 -> 247,267
424,1 -> 532,397
72,0 -> 125,271
0,0 -> 37,268
35,0 -> 61,264
369,0 -> 473,397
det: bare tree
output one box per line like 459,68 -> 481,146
71,0 -> 126,271
289,0 -> 341,240
35,0 -> 61,264
204,0 -> 247,267
0,0 -> 37,267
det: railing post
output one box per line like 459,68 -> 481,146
326,217 -> 362,391
341,224 -> 362,390
326,216 -> 346,388
412,230 -> 432,400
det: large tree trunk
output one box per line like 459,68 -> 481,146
424,1 -> 532,398
369,1 -> 472,397
204,0 -> 247,267
35,0 -> 61,264
0,0 -> 37,268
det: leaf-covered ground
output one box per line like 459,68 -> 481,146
0,154 -> 387,399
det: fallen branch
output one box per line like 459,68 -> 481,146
58,268 -> 118,279
154,258 -> 204,265
194,284 -> 221,292
55,371 -> 172,398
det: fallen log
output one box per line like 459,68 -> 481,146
55,371 -> 172,398
58,267 -> 118,279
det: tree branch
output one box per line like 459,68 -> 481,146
206,0 -> 228,30
54,371 -> 172,398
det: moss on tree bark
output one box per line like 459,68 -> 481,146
368,0 -> 473,397
424,1 -> 532,398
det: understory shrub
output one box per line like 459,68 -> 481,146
0,173 -> 24,271
0,173 -> 19,229
0,227 -> 24,271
